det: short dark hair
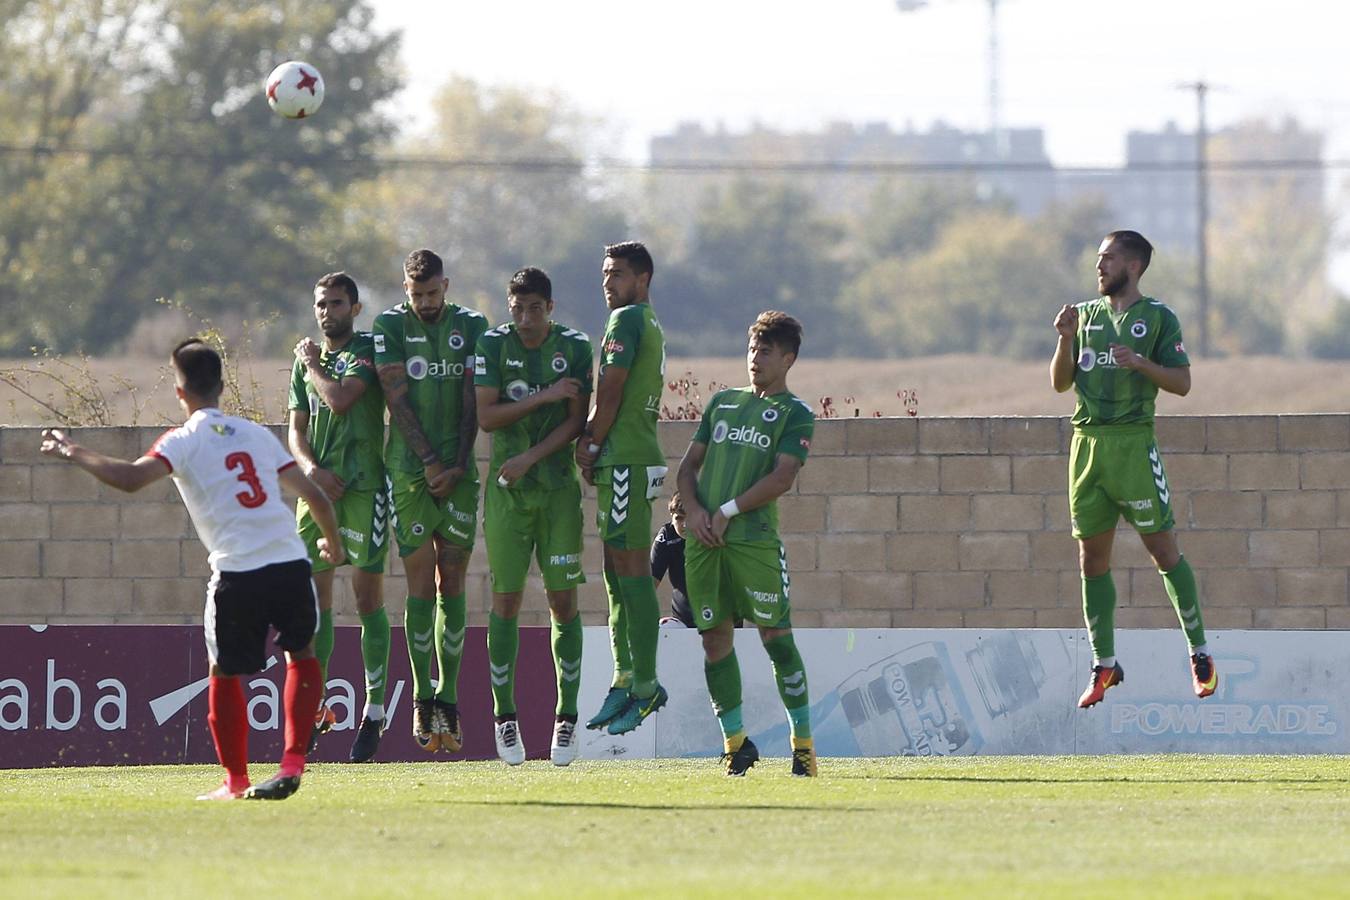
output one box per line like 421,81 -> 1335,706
171,338 -> 223,401
404,249 -> 444,282
748,310 -> 803,357
508,266 -> 553,301
668,490 -> 684,517
604,241 -> 654,283
1105,230 -> 1154,274
315,271 -> 359,305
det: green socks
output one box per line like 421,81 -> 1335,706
359,608 -> 391,707
315,608 -> 335,685
1162,556 -> 1207,650
434,593 -> 467,704
619,574 -> 661,698
552,612 -> 583,718
487,611 -> 518,717
1082,571 -> 1117,662
704,650 -> 743,734
764,633 -> 812,740
603,569 -> 633,689
404,595 -> 436,700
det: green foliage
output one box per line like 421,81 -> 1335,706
0,0 -> 402,355
1307,295 -> 1350,359
662,177 -> 847,356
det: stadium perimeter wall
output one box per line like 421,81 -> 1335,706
0,415 -> 1347,630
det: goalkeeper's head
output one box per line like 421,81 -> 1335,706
171,338 -> 224,407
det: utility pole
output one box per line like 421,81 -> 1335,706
1178,80 -> 1210,356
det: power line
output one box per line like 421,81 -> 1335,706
0,142 -> 1336,174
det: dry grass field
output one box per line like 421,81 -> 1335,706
0,354 -> 1346,427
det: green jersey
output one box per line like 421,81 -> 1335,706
286,332 -> 385,492
474,322 -> 594,491
1071,296 -> 1190,428
373,301 -> 489,476
598,302 -> 665,466
692,386 -> 814,544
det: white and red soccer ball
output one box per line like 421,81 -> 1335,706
265,61 -> 324,119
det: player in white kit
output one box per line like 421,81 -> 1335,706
40,339 -> 345,801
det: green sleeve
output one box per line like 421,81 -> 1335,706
779,403 -> 815,463
1153,308 -> 1190,368
692,391 -> 719,445
287,359 -> 307,411
474,334 -> 501,388
373,312 -> 403,366
602,306 -> 643,370
350,339 -> 379,386
573,338 -> 594,394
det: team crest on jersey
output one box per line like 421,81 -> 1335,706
799,437 -> 811,450
1130,321 -> 1147,338
474,357 -> 486,376
551,353 -> 568,374
506,379 -> 531,401
762,407 -> 780,423
1175,340 -> 1186,354
411,522 -> 425,536
210,423 -> 235,437
406,356 -> 429,380
701,607 -> 713,622
333,357 -> 348,375
373,334 -> 385,352
448,331 -> 465,351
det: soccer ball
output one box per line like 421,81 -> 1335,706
265,61 -> 324,119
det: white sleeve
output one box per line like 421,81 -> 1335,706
147,425 -> 193,475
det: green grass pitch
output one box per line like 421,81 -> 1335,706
3,755 -> 1349,898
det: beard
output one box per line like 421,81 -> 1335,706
1098,271 -> 1128,296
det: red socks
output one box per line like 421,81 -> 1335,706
281,657 -> 323,777
207,676 -> 250,792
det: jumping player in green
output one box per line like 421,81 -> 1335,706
374,249 -> 488,752
1051,230 -> 1217,708
287,271 -> 392,763
677,311 -> 817,777
576,241 -> 669,735
475,267 -> 592,766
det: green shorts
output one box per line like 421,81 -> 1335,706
387,472 -> 479,557
685,538 -> 791,632
1069,425 -> 1176,539
297,487 -> 389,574
594,464 -> 668,551
484,479 -> 586,593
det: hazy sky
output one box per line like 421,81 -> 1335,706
369,0 -> 1349,164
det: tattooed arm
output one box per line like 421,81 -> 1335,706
378,361 -> 453,496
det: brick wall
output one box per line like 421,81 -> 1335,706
1,416 -> 1347,630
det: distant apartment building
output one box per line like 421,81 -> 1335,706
649,119 -> 1323,257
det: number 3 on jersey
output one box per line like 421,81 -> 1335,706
225,452 -> 267,508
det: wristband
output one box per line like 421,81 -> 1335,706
497,475 -> 510,487
719,499 -> 741,519
587,443 -> 601,456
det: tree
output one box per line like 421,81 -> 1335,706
0,0 -> 402,355
661,178 -> 847,356
363,79 -> 629,339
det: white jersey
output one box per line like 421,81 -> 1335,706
148,408 -> 308,573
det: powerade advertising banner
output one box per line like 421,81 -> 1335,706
0,625 -> 1343,767
582,628 -> 1346,761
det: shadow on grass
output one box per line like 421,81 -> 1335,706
429,798 -> 876,812
826,775 -> 1350,785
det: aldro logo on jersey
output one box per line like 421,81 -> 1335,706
1078,348 -> 1119,372
406,355 -> 465,381
711,419 -> 772,451
505,379 -> 535,402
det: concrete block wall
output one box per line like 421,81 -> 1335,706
1,416 -> 1347,630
